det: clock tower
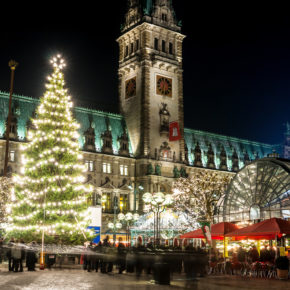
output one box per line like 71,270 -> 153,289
117,0 -> 186,163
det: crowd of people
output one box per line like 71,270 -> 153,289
82,236 -> 209,280
208,245 -> 281,276
210,245 -> 276,265
0,237 -> 38,272
1,235 -> 210,281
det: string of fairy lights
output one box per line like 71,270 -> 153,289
5,54 -> 94,238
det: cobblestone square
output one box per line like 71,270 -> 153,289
0,268 -> 289,290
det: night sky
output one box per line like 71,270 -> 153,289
0,1 -> 289,145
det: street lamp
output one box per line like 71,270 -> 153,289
142,192 -> 173,247
118,212 -> 139,246
108,221 -> 123,244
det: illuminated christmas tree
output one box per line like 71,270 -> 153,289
6,55 -> 93,244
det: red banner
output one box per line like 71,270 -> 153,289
169,121 -> 181,141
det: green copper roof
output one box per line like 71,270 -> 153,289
0,91 -> 133,156
0,91 -> 282,165
184,128 -> 281,171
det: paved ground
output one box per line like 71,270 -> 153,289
0,267 -> 289,289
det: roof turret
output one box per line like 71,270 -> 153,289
122,0 -> 180,32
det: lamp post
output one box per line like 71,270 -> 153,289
118,212 -> 139,247
142,192 -> 173,247
4,60 -> 18,177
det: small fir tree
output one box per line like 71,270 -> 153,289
6,55 -> 93,244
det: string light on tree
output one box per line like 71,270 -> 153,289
6,54 -> 94,244
172,171 -> 232,227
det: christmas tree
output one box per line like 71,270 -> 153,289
6,55 -> 94,244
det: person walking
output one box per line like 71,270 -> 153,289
86,242 -> 94,272
117,237 -> 126,274
94,241 -> 102,272
19,239 -> 25,272
6,237 -> 15,271
101,237 -> 110,273
26,242 -> 37,271
11,240 -> 22,272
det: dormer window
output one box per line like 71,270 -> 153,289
10,124 -> 16,134
162,13 -> 167,21
105,140 -> 111,148
118,130 -> 130,157
122,143 -> 127,151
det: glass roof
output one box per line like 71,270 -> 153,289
216,158 -> 290,222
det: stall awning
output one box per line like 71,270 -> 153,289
180,222 -> 239,240
225,218 -> 290,240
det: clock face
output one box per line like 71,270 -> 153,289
125,77 -> 136,99
156,75 -> 172,97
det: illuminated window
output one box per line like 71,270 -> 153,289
119,194 -> 128,212
103,162 -> 111,173
102,193 -> 111,212
85,160 -> 94,172
9,151 -> 15,162
120,165 -> 128,176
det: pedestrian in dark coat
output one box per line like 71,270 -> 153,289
19,239 -> 25,272
117,238 -> 126,274
6,237 -> 15,271
94,242 -> 102,272
86,242 -> 94,272
101,237 -> 110,273
26,242 -> 37,271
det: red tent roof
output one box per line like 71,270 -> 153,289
180,222 -> 239,240
225,218 -> 290,240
